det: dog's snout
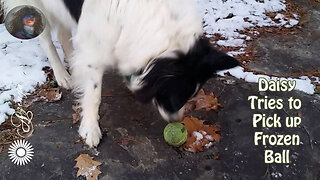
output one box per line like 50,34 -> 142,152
156,103 -> 185,122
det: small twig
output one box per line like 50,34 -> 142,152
101,94 -> 114,97
263,164 -> 270,178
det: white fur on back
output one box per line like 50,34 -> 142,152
73,0 -> 203,75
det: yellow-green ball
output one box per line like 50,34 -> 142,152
164,122 -> 187,147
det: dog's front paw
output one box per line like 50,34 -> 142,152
79,120 -> 102,148
54,69 -> 72,89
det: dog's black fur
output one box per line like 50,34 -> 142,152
63,0 -> 84,22
135,37 -> 239,118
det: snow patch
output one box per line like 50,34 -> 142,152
196,0 -> 299,54
218,67 -> 315,94
0,24 -> 53,124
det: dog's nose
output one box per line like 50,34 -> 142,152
156,104 -> 185,123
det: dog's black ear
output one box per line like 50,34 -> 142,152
190,38 -> 240,82
133,57 -> 198,109
206,51 -> 240,71
133,58 -> 199,121
133,37 -> 240,118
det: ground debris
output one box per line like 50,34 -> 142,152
27,67 -> 63,103
37,88 -> 62,102
186,89 -> 223,112
74,154 -> 102,180
181,117 -> 220,152
72,104 -> 81,124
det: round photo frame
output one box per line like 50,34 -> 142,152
5,5 -> 46,40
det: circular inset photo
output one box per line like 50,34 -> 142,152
5,5 -> 46,40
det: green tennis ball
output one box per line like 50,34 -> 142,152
164,122 -> 188,147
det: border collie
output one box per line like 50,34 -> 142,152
2,0 -> 240,147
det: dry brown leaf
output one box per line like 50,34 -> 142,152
75,154 -> 102,180
38,88 -> 62,102
181,117 -> 220,152
297,111 -> 302,117
74,139 -> 81,144
72,104 -> 81,124
187,89 -> 223,112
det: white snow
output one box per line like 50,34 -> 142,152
204,142 -> 214,149
289,19 -> 299,26
82,166 -> 97,177
193,131 -> 204,141
187,130 -> 215,151
0,24 -> 50,124
196,0 -> 295,48
275,13 -> 285,19
205,135 -> 214,141
218,67 -> 315,94
271,172 -> 283,178
196,0 -> 315,95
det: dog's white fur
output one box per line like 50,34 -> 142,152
2,0 -> 205,148
71,0 -> 203,147
1,0 -> 75,89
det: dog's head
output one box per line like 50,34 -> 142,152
131,37 -> 240,122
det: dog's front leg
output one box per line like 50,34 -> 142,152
39,24 -> 72,89
57,24 -> 73,63
72,60 -> 104,147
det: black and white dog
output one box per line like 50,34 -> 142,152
2,0 -> 239,147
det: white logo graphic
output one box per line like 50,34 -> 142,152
8,140 -> 34,166
10,85 -> 34,138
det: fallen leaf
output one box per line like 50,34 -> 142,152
74,139 -> 81,144
297,111 -> 302,117
187,89 -> 223,112
72,104 -> 81,124
75,154 -> 102,180
38,88 -> 62,102
181,117 -> 220,152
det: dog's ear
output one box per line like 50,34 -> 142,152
133,57 -> 198,107
205,50 -> 240,71
133,37 -> 240,120
133,58 -> 199,121
191,38 -> 240,83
